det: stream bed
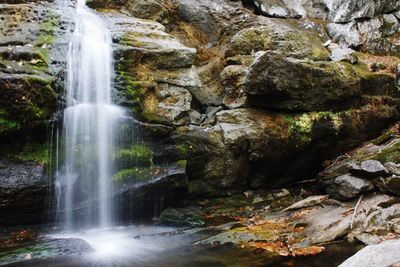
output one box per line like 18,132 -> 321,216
0,225 -> 363,267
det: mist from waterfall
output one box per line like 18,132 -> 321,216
55,0 -> 125,230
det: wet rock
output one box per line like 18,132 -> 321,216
326,174 -> 374,200
0,158 -> 49,226
116,165 -> 189,220
159,206 -> 206,227
330,48 -> 358,64
339,239 -> 400,267
0,238 -> 93,266
349,160 -> 388,178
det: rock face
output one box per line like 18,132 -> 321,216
0,2 -> 67,142
249,0 -> 400,55
1,0 -> 400,226
0,158 -> 49,226
252,0 -> 400,22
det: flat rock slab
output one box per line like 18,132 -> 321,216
350,160 -> 388,178
0,238 -> 93,266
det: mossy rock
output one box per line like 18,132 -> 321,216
0,74 -> 56,137
244,51 -> 362,111
13,142 -> 49,165
113,144 -> 154,167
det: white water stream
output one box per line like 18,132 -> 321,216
56,0 -> 124,230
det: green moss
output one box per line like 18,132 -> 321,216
34,14 -> 59,48
280,31 -> 330,61
21,77 -> 56,122
0,109 -> 21,135
176,160 -> 187,169
284,111 -> 343,145
176,143 -> 189,156
116,62 -> 146,115
112,166 -> 159,183
125,76 -> 145,104
113,144 -> 154,166
373,142 -> 400,163
15,143 -> 49,165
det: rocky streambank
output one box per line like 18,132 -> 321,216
1,0 -> 400,265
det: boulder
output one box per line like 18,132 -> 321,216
243,51 -> 361,111
339,239 -> 400,267
325,174 -> 374,200
349,160 -> 388,178
115,164 -> 189,220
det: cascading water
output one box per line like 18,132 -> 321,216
56,0 -> 125,230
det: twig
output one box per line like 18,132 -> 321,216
350,195 -> 363,229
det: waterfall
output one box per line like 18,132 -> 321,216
56,0 -> 125,230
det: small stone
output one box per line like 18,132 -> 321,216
189,109 -> 205,126
326,174 -> 374,200
323,40 -> 332,47
330,48 -> 358,64
374,176 -> 400,197
349,160 -> 388,178
384,162 -> 400,176
327,42 -> 340,51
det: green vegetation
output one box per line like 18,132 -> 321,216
113,144 -> 154,166
15,143 -> 49,165
112,166 -> 157,183
284,112 -> 343,145
35,14 -> 59,47
0,109 -> 21,135
176,160 -> 187,169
